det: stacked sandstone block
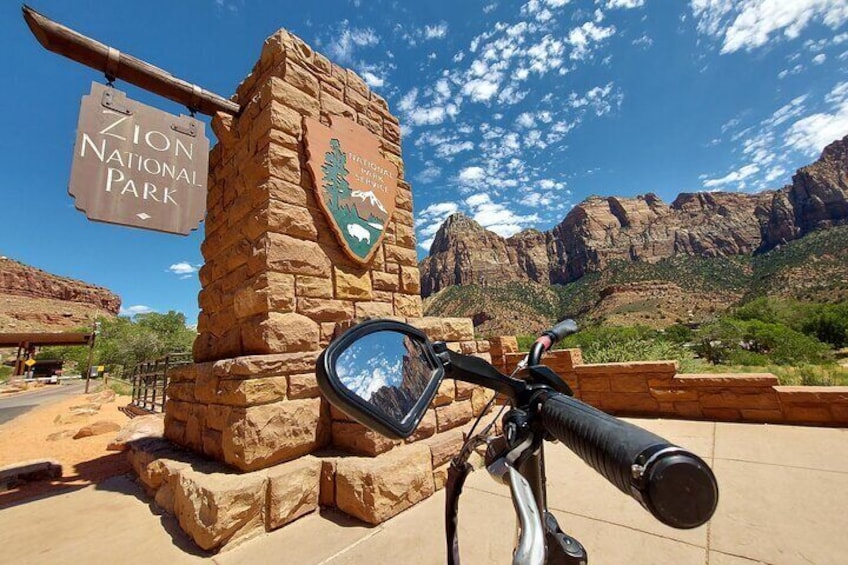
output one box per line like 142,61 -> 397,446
151,316 -> 497,549
152,28 -> 509,550
193,28 -> 421,364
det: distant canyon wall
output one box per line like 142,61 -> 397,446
421,135 -> 848,296
0,257 -> 121,332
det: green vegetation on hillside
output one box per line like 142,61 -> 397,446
37,311 -> 196,377
424,225 -> 848,334
517,296 -> 848,386
423,280 -> 566,336
604,255 -> 752,293
747,225 -> 848,303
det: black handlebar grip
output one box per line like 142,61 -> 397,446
538,392 -> 718,529
544,319 -> 579,344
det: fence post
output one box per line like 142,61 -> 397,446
161,354 -> 170,413
150,362 -> 157,413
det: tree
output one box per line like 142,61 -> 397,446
801,303 -> 848,348
693,320 -> 744,364
134,311 -> 195,353
321,138 -> 351,209
37,312 -> 197,376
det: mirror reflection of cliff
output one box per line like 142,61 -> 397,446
369,335 -> 431,420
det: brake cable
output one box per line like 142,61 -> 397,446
446,362 -> 523,565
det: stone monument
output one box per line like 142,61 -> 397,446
128,28 -> 510,550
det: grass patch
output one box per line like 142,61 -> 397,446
106,378 -> 133,397
674,359 -> 848,386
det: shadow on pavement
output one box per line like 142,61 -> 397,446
0,451 -> 130,510
93,474 -> 214,558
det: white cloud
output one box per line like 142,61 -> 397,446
424,23 -> 449,40
436,141 -> 475,158
398,88 -> 419,113
516,112 -> 536,128
632,34 -> 653,48
417,162 -> 442,184
465,193 -> 491,207
325,21 -> 379,64
691,0 -> 848,54
778,63 -> 805,79
700,81 -> 848,192
465,192 -> 540,237
604,0 -> 645,8
764,166 -> 787,182
361,71 -> 384,88
397,87 -> 454,127
786,82 -> 848,155
703,163 -> 760,188
569,83 -> 624,116
408,106 -> 448,126
522,0 -> 573,21
462,78 -> 501,102
419,238 -> 436,252
392,1 -> 626,225
567,21 -> 616,60
168,262 -> 199,280
120,305 -> 154,316
812,53 -> 827,65
416,201 -> 460,251
458,166 -> 487,186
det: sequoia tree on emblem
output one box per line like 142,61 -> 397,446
304,116 -> 398,264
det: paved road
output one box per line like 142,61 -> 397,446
0,381 -> 87,425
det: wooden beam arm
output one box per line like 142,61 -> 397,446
22,4 -> 240,116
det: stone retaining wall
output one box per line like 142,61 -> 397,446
493,349 -> 848,427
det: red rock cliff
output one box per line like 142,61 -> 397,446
0,257 -> 121,332
421,135 -> 848,296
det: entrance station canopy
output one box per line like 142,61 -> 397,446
0,333 -> 94,348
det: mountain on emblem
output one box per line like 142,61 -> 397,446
304,116 -> 398,264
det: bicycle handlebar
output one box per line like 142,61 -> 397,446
528,319 -> 579,366
538,391 -> 718,529
543,319 -> 579,344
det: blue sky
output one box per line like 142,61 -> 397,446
1,1 -> 847,324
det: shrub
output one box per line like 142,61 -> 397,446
0,364 -> 12,384
663,324 -> 693,343
692,319 -> 745,364
693,318 -> 830,365
581,338 -> 692,364
740,320 -> 830,365
726,349 -> 771,366
555,324 -> 691,364
800,303 -> 848,348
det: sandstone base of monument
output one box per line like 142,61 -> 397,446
127,418 -> 490,551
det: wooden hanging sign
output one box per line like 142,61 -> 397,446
68,82 -> 209,235
304,116 -> 398,264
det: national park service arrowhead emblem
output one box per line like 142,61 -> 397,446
304,116 -> 398,265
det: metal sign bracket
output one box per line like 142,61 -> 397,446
171,118 -> 197,137
101,88 -> 132,115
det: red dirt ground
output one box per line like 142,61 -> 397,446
0,390 -> 133,508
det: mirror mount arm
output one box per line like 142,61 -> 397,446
438,347 -> 526,400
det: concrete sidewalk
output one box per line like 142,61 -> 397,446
1,419 -> 846,564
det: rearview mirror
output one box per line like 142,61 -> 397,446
316,319 -> 445,439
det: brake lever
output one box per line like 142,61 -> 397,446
485,434 -> 545,565
507,465 -> 546,565
526,365 -> 574,396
